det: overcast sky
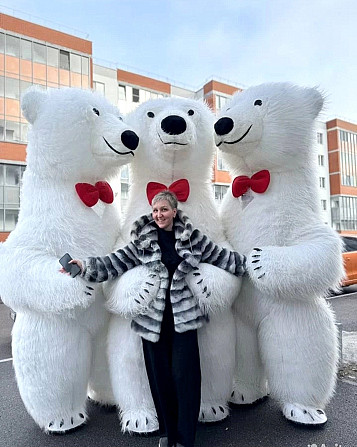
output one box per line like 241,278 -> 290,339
2,0 -> 357,122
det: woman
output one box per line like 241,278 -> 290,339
64,191 -> 246,447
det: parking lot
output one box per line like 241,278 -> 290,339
1,295 -> 356,447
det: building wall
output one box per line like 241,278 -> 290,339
327,118 -> 357,235
0,12 -> 92,240
315,121 -> 331,225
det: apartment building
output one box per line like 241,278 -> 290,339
0,10 -> 351,240
0,12 -> 92,241
327,118 -> 357,235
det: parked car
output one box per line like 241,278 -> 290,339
342,236 -> 357,287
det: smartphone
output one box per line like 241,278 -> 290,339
59,253 -> 82,278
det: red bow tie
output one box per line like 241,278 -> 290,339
146,179 -> 190,205
232,170 -> 270,198
75,181 -> 114,207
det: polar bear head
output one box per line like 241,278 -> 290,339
127,97 -> 214,183
214,83 -> 324,173
21,87 -> 139,181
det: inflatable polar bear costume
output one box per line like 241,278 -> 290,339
214,83 -> 344,425
0,87 -> 141,433
104,97 -> 242,433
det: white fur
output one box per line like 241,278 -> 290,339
215,83 -> 344,423
105,97 -> 242,432
0,87 -> 138,432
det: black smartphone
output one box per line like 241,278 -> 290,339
59,253 -> 82,278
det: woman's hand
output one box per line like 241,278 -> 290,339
59,259 -> 83,275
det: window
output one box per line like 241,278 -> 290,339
318,154 -> 324,166
216,95 -> 228,111
0,33 -> 4,53
321,200 -> 327,211
81,56 -> 89,75
60,50 -> 70,70
120,165 -> 129,181
20,123 -> 28,143
5,77 -> 20,100
217,154 -> 228,171
70,53 -> 81,73
319,177 -> 325,188
94,81 -> 105,96
20,80 -> 32,96
47,47 -> 59,67
20,39 -> 32,60
340,130 -> 348,142
0,119 -> 4,141
132,88 -> 140,103
0,163 -> 25,232
121,182 -> 129,199
118,84 -> 126,100
5,35 -> 20,57
33,43 -> 46,64
214,184 -> 229,202
5,121 -> 20,142
317,132 -> 323,144
0,76 -> 4,96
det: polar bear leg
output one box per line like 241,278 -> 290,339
231,314 -> 268,405
88,322 -> 115,406
107,316 -> 158,433
12,313 -> 91,433
258,300 -> 338,425
198,311 -> 235,422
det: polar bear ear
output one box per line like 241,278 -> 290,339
306,87 -> 324,119
21,86 -> 48,124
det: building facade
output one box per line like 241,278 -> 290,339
0,12 -> 92,241
1,10 -> 354,240
327,118 -> 357,235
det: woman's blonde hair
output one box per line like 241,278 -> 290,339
152,190 -> 178,209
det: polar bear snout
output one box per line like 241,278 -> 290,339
161,115 -> 187,135
214,117 -> 234,136
121,130 -> 139,151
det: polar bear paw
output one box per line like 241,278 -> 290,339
282,403 -> 327,425
45,411 -> 87,434
186,267 -> 211,310
248,248 -> 266,281
229,386 -> 268,405
199,403 -> 229,423
134,273 -> 160,312
120,408 -> 159,433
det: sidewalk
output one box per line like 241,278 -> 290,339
1,301 -> 356,447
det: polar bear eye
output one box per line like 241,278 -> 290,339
147,111 -> 155,118
118,116 -> 123,121
254,100 -> 262,106
93,108 -> 100,116
187,109 -> 194,116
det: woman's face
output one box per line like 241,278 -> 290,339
152,199 -> 177,231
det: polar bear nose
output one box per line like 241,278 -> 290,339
161,115 -> 187,135
121,130 -> 139,150
214,117 -> 234,136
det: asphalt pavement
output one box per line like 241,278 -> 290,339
1,294 -> 356,447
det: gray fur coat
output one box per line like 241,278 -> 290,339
82,210 -> 246,342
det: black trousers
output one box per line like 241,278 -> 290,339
142,304 -> 201,447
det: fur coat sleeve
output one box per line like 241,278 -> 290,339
81,242 -> 141,283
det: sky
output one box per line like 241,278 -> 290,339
2,0 -> 357,122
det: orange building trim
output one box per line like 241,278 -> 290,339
117,69 -> 171,94
0,232 -> 10,242
203,80 -> 241,96
0,13 -> 92,55
326,119 -> 357,133
0,142 -> 27,162
214,168 -> 231,184
327,130 -> 339,151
